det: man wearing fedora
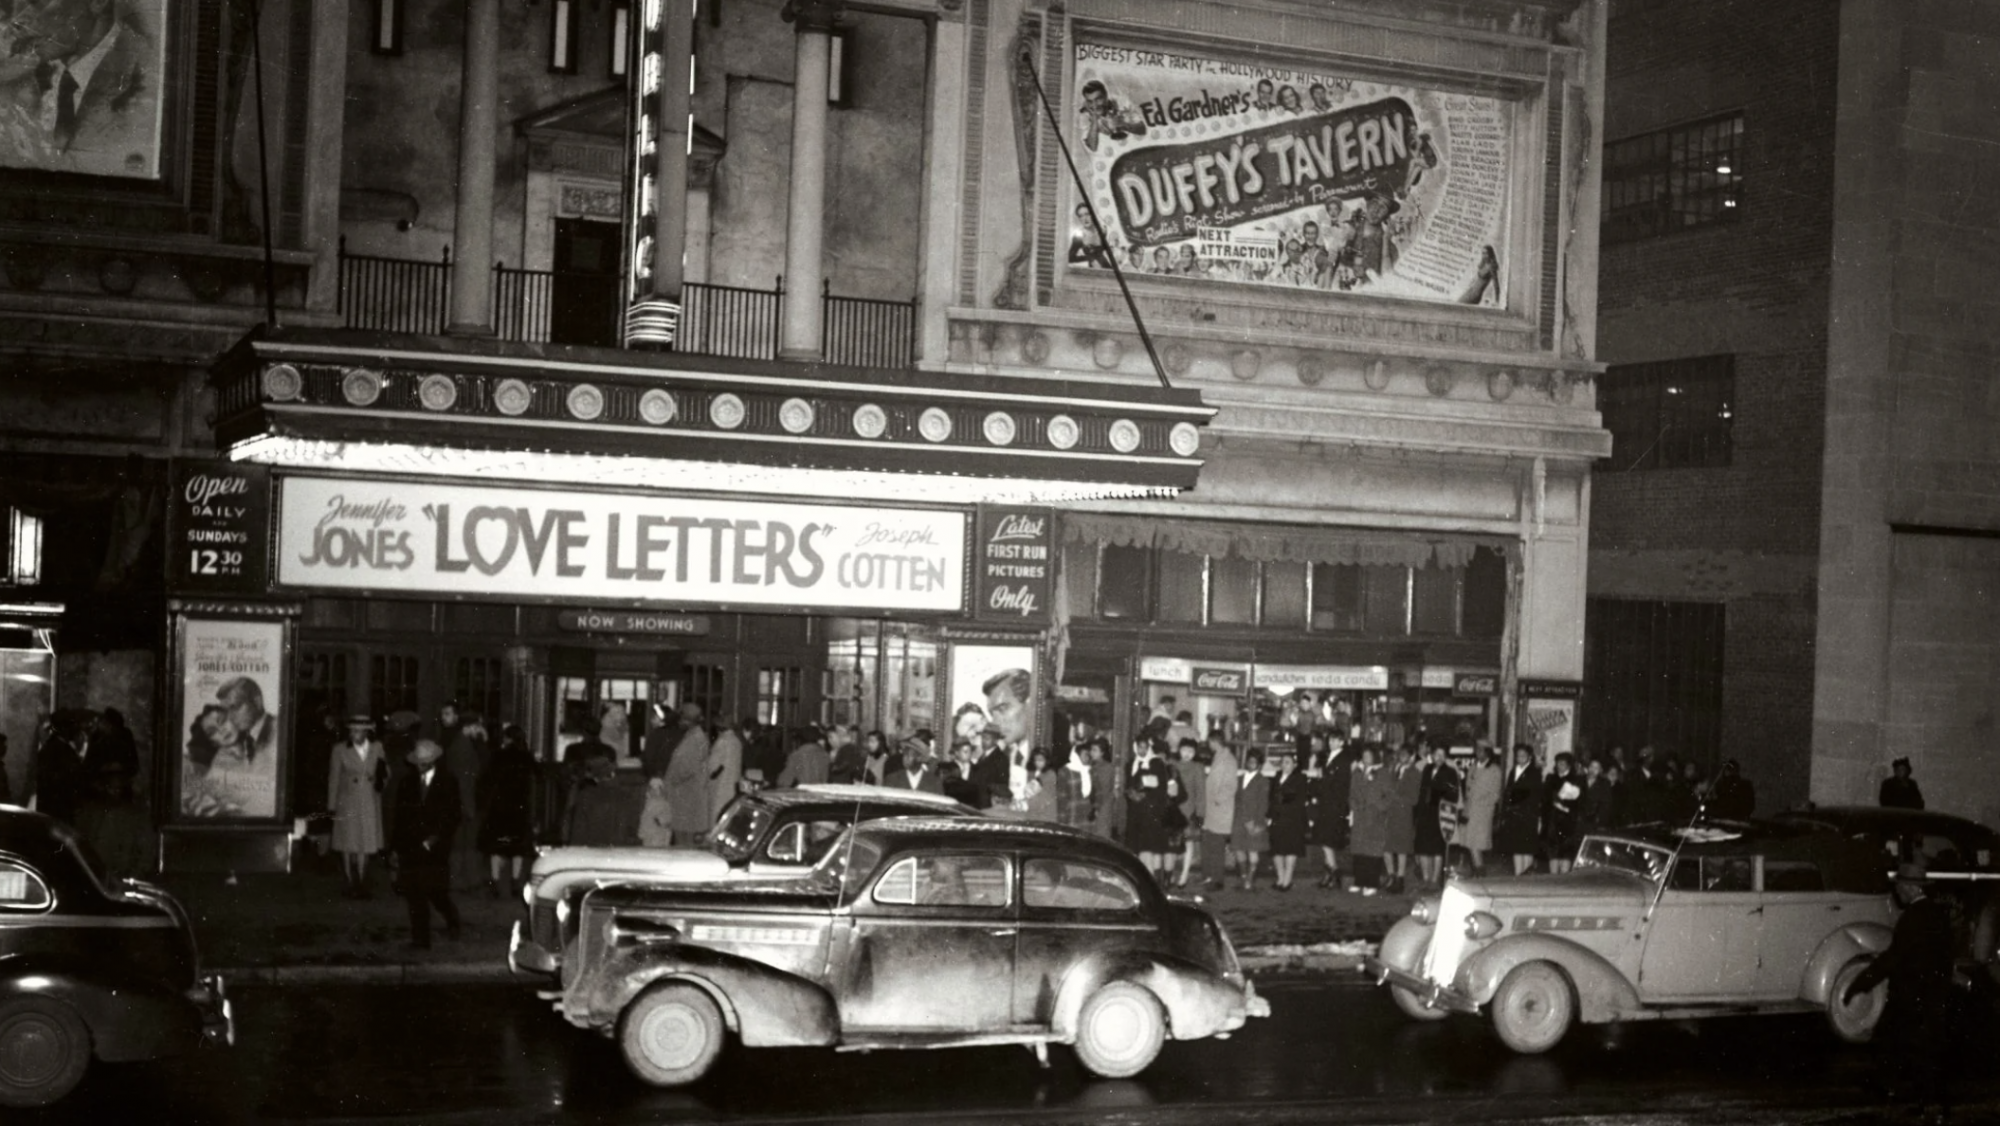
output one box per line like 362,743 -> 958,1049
390,738 -> 462,950
1845,858 -> 1959,1125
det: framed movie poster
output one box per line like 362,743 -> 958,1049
0,0 -> 170,180
173,614 -> 290,822
944,643 -> 1039,755
1068,39 -> 1513,307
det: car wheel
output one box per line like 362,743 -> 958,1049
1074,982 -> 1167,1079
1827,958 -> 1884,1044
1390,982 -> 1451,1022
619,983 -> 727,1088
1490,961 -> 1574,1054
0,997 -> 91,1108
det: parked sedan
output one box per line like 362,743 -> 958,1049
1365,820 -> 1894,1053
0,807 -> 232,1107
509,784 -> 978,980
559,816 -> 1268,1086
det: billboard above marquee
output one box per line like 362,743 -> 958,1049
1069,41 -> 1512,307
275,476 -> 968,613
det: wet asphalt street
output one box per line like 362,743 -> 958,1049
19,978 -> 2000,1125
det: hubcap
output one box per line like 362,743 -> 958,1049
638,1004 -> 705,1071
0,1016 -> 63,1086
1094,997 -> 1145,1057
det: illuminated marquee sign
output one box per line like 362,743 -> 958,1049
275,476 -> 968,613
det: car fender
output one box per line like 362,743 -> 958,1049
1377,916 -> 1436,974
1799,921 -> 1894,1005
1455,934 -> 1640,1023
597,943 -> 839,1048
1049,950 -> 1244,1042
0,961 -> 199,1062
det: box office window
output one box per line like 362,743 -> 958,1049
1097,545 -> 1151,620
1156,550 -> 1205,624
1210,556 -> 1259,625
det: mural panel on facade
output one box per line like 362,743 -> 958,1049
1069,41 -> 1509,306
0,0 -> 167,179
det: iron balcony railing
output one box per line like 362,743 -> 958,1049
336,239 -> 912,367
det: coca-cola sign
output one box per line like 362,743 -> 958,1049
167,460 -> 271,593
973,505 -> 1054,624
1190,665 -> 1247,695
1453,673 -> 1498,697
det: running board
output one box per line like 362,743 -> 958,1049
836,1029 -> 1058,1052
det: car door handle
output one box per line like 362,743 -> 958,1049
988,927 -> 1018,937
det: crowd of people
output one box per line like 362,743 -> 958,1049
7,707 -> 152,878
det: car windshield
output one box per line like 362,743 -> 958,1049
806,828 -> 884,904
708,801 -> 774,865
1575,835 -> 1673,881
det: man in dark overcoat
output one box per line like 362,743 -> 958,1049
1846,860 -> 1960,1125
391,738 -> 463,949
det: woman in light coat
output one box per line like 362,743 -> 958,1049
1461,744 -> 1503,875
327,715 -> 385,899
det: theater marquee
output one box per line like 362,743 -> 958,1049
1068,40 -> 1513,307
274,476 -> 969,613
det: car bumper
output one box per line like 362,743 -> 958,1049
1360,957 -> 1479,1015
193,974 -> 235,1047
509,920 -> 559,976
1243,978 -> 1271,1020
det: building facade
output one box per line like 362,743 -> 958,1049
1592,0 -> 2000,823
0,0 -> 1608,867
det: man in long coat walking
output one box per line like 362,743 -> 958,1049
663,702 -> 711,844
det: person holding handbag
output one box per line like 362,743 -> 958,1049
327,715 -> 386,900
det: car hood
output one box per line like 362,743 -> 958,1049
1450,868 -> 1652,908
531,847 -> 731,883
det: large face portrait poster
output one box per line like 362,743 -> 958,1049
177,618 -> 284,821
1070,42 -> 1511,307
946,644 -> 1038,755
0,0 -> 169,179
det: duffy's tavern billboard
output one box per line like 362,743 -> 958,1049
1069,42 -> 1513,307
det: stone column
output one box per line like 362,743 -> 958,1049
778,0 -> 843,361
447,0 -> 499,335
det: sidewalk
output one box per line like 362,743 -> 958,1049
161,861 -> 1412,985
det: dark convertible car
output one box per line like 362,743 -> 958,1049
0,806 -> 231,1106
559,817 -> 1267,1086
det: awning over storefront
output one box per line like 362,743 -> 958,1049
211,328 -> 1215,505
1062,512 -> 1500,568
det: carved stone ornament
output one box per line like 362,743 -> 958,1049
261,364 -> 303,403
495,379 -> 534,417
710,393 -> 746,430
779,397 -> 816,434
918,407 -> 953,443
1108,419 -> 1141,454
1169,422 -> 1201,458
1092,336 -> 1124,370
1551,372 -> 1577,405
1046,414 -> 1080,450
1021,330 -> 1051,366
1424,365 -> 1455,398
852,403 -> 887,439
567,383 -> 606,421
1296,354 -> 1328,387
1162,342 -> 1192,375
982,411 -> 1018,446
341,367 -> 383,407
98,257 -> 137,296
1363,360 -> 1391,391
992,18 -> 1041,311
1486,369 -> 1515,401
638,389 -> 677,425
1230,350 -> 1262,381
780,0 -> 846,33
418,374 -> 459,412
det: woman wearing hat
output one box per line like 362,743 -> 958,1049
327,715 -> 386,899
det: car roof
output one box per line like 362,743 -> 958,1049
851,815 -> 1136,862
745,785 -> 978,816
1772,805 -> 1998,841
1589,818 -> 1888,892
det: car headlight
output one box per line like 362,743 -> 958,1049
1411,898 -> 1440,925
521,878 -> 538,908
555,896 -> 571,927
1464,911 -> 1502,940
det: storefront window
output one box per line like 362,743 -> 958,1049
453,656 -> 506,723
1311,564 -> 1363,631
1156,550 -> 1204,623
758,666 -> 804,730
823,619 -> 938,738
369,653 -> 422,716
1411,565 -> 1459,635
1097,546 -> 1150,620
1210,556 -> 1258,625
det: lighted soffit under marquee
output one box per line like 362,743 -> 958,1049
226,435 -> 1182,506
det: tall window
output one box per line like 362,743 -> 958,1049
369,653 -> 422,717
453,656 -> 506,725
758,667 -> 800,729
1,508 -> 42,586
1583,598 -> 1726,765
1599,355 -> 1734,471
1602,112 -> 1743,244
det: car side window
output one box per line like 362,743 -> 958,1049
1669,856 -> 1753,892
798,820 -> 848,865
764,822 -> 807,864
1022,858 -> 1141,912
1762,859 -> 1825,892
0,860 -> 53,911
872,854 -> 1010,908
